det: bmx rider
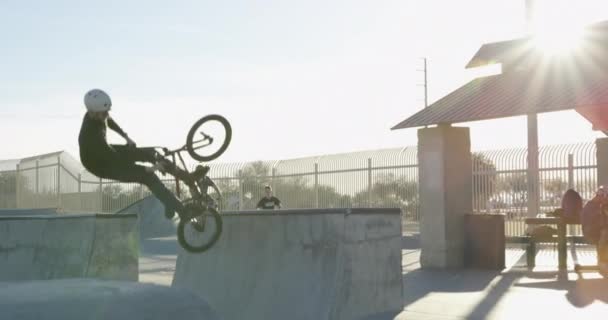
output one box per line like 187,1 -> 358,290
78,88 -> 190,219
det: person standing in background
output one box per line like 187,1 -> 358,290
256,185 -> 282,210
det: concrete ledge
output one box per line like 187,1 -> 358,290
0,213 -> 137,220
0,208 -> 60,216
222,207 -> 402,216
173,208 -> 403,320
0,213 -> 138,281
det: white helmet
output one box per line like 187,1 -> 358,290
84,89 -> 112,112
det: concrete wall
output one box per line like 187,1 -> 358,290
172,208 -> 403,320
0,213 -> 138,281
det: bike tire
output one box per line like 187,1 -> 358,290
186,114 -> 232,162
177,207 -> 223,253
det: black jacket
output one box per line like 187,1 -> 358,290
78,113 -> 129,174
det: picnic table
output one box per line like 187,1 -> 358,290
524,216 -> 598,271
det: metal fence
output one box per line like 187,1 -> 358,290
0,147 -> 420,218
0,142 -> 600,237
0,151 -> 177,213
472,142 -> 596,236
0,170 -> 16,209
206,147 -> 419,218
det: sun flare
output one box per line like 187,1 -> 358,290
533,25 -> 585,55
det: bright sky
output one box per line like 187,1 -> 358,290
1,0 -> 608,163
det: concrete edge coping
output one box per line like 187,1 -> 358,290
0,213 -> 137,221
0,207 -> 58,212
220,207 -> 402,216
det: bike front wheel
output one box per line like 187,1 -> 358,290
177,207 -> 223,253
186,114 -> 232,162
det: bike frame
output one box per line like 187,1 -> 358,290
165,147 -> 189,198
146,142 -> 211,199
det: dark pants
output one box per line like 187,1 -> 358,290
100,145 -> 186,215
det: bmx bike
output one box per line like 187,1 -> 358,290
147,114 -> 232,253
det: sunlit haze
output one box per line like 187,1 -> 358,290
1,0 -> 608,164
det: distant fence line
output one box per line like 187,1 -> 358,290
0,142 -> 598,236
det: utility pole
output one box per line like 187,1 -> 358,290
416,57 -> 429,108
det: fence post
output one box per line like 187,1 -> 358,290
238,170 -> 243,211
35,159 -> 39,208
35,160 -> 39,193
99,177 -> 103,212
368,158 -> 373,207
271,167 -> 276,193
567,153 -> 575,240
57,155 -> 61,209
78,174 -> 82,211
15,164 -> 20,208
567,154 -> 574,189
314,163 -> 319,208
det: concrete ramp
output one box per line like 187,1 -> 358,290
0,279 -> 219,320
172,208 -> 403,320
116,195 -> 177,239
0,214 -> 138,281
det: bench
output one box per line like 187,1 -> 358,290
509,234 -> 589,269
516,217 -> 599,271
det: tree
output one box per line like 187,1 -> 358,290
0,171 -> 17,208
214,161 -> 349,210
543,178 -> 568,206
101,183 -> 148,212
352,173 -> 419,219
237,161 -> 271,209
272,176 -> 349,209
472,153 -> 498,210
497,173 -> 527,207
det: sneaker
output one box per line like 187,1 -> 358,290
192,165 -> 210,183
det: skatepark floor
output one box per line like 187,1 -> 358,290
140,235 -> 608,320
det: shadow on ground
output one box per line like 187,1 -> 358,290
402,234 -> 420,249
515,271 -> 608,307
400,234 -> 527,319
402,267 -> 521,318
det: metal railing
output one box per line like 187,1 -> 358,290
206,147 -> 419,217
0,142 -> 600,237
0,170 -> 16,209
472,142 -> 596,236
1,148 -> 420,218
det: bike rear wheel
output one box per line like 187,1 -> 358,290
177,206 -> 223,253
186,114 -> 232,162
